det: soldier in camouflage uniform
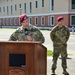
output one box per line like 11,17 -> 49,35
9,14 -> 45,44
50,16 -> 70,75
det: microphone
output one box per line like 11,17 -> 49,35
24,28 -> 29,36
24,28 -> 37,36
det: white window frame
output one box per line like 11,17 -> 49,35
2,7 -> 3,13
50,0 -> 54,11
70,0 -> 75,10
7,0 -> 8,2
24,3 -> 26,13
42,0 -> 44,7
3,18 -> 5,25
70,15 -> 75,26
0,7 -> 2,12
35,17 -> 38,26
35,1 -> 38,8
3,7 -> 5,12
50,16 -> 54,26
70,0 -> 72,9
7,6 -> 8,15
15,4 -> 17,11
19,4 -> 22,8
29,17 -> 32,24
10,5 -> 13,15
6,18 -> 8,25
10,18 -> 13,25
41,16 -> 45,26
30,2 -> 32,13
14,18 -> 17,25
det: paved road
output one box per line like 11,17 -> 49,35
0,29 -> 75,75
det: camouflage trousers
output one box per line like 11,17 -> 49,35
51,44 -> 67,70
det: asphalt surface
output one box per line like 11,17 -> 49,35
0,29 -> 75,75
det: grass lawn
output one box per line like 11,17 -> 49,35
47,50 -> 52,56
47,50 -> 73,57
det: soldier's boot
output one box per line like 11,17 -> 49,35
62,69 -> 69,75
51,69 -> 56,75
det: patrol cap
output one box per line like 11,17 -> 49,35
19,14 -> 28,23
57,16 -> 64,22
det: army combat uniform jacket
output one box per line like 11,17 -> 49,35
9,25 -> 45,44
50,25 -> 70,47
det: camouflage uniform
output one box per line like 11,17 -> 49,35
50,25 -> 70,70
9,24 -> 45,44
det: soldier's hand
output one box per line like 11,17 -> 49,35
26,35 -> 33,41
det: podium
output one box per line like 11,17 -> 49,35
0,41 -> 47,75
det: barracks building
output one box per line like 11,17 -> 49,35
0,0 -> 75,30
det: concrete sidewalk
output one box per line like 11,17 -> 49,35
47,45 -> 75,75
47,55 -> 75,75
47,44 -> 75,75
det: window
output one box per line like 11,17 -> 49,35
5,18 -> 6,25
0,19 -> 1,25
0,7 -> 2,12
71,0 -> 75,9
35,1 -> 38,8
24,3 -> 26,13
3,19 -> 5,25
0,7 -> 1,12
50,16 -> 54,26
29,17 -> 32,24
11,5 -> 12,14
70,16 -> 75,26
50,0 -> 54,11
30,2 -> 32,13
19,4 -> 21,8
7,6 -> 8,15
10,18 -> 13,25
7,0 -> 8,2
35,17 -> 38,25
6,18 -> 8,25
42,0 -> 44,7
15,5 -> 17,11
3,7 -> 5,12
41,17 -> 45,25
14,18 -> 17,25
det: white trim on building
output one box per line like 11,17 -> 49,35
1,12 -> 75,18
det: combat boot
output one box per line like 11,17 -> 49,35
51,69 -> 56,75
62,69 -> 69,75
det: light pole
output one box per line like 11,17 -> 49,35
20,8 -> 22,15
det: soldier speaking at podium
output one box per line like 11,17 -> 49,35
9,14 -> 45,44
50,16 -> 70,75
